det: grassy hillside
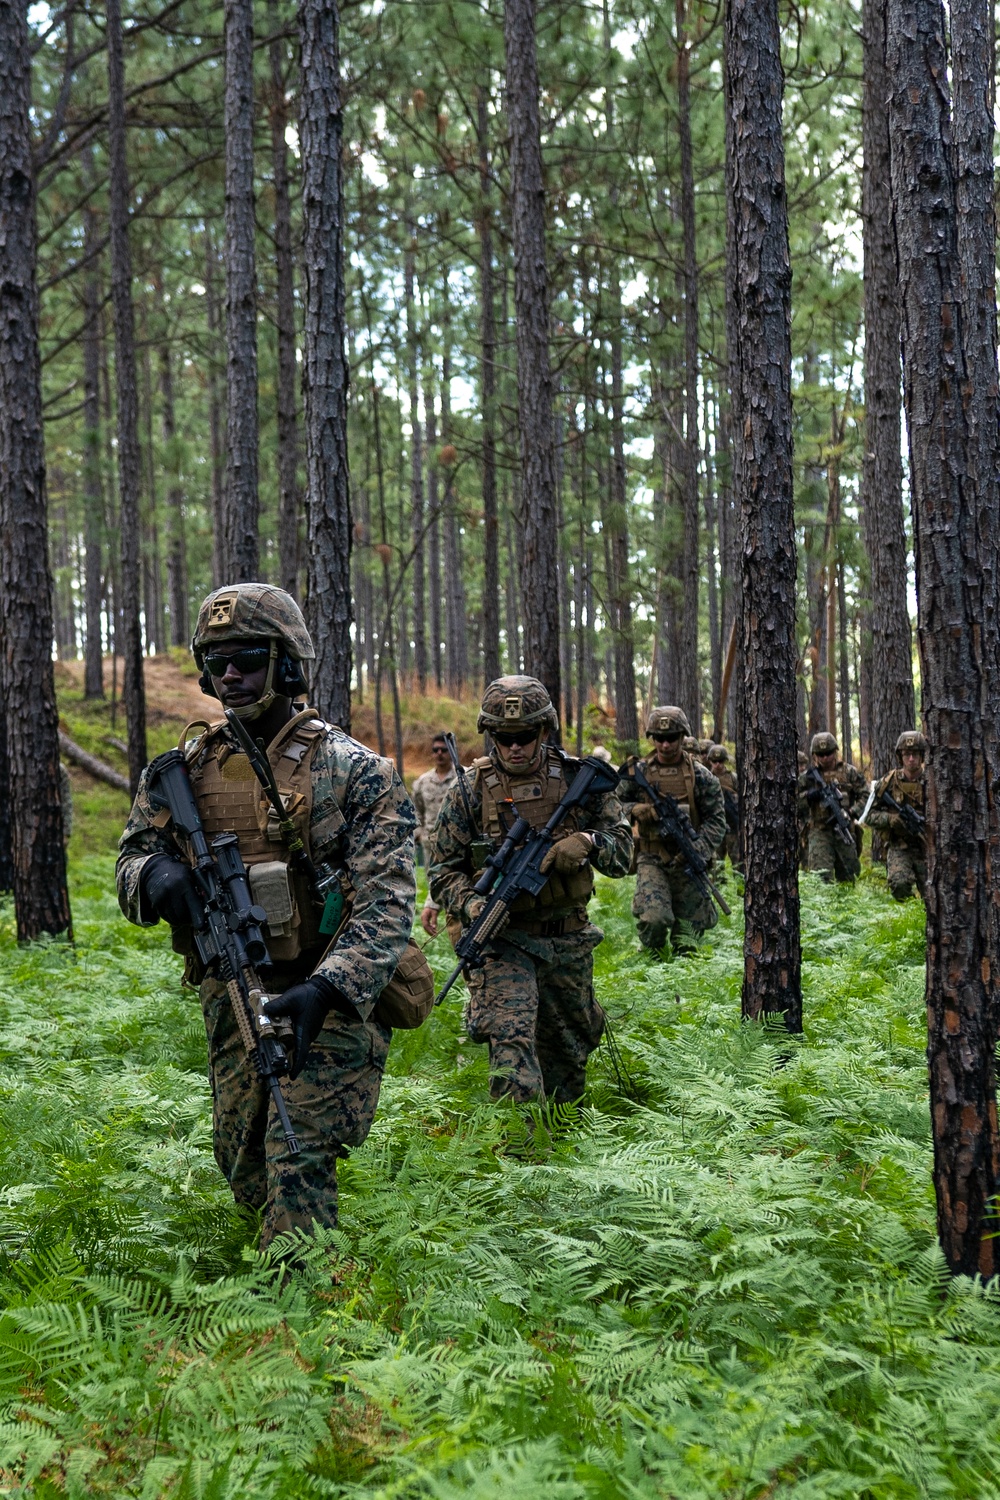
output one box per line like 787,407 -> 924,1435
0,841 -> 995,1497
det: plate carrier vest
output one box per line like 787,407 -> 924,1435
636,751 -> 700,856
475,745 -> 594,920
167,708 -> 327,966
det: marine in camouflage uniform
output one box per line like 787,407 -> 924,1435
428,676 -> 631,1104
618,707 -> 727,957
867,730 -> 927,901
796,731 -> 866,883
413,736 -> 458,936
117,584 -> 415,1248
707,744 -> 741,873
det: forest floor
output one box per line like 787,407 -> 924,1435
1,771 -> 998,1497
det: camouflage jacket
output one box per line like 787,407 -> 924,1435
618,754 -> 727,860
411,766 -> 457,848
427,751 -> 632,923
868,767 -> 925,848
796,760 -> 867,829
116,717 -> 416,1017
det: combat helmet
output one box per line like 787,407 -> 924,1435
478,675 -> 558,736
646,705 -> 691,738
895,729 -> 927,758
192,583 -> 314,721
708,743 -> 729,764
810,731 -> 838,757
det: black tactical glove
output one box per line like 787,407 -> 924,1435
141,855 -> 200,927
263,975 -> 359,1079
805,785 -> 824,805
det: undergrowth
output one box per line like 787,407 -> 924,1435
0,850 -> 995,1498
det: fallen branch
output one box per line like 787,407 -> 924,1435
59,732 -> 130,793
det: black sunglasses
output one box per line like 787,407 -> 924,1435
651,732 -> 683,744
493,728 -> 540,748
431,743 -> 449,753
203,645 -> 272,676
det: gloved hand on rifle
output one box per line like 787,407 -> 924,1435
463,895 -> 486,926
140,854 -> 200,927
263,975 -> 359,1079
633,802 -> 658,825
540,831 -> 595,874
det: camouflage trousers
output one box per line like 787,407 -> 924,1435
806,827 -> 861,883
632,853 -> 711,953
886,844 -> 926,901
200,976 -> 390,1248
464,923 -> 605,1104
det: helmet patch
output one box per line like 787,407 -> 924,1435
504,697 -> 522,720
209,592 -> 237,627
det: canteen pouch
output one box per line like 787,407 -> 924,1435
249,861 -> 296,939
372,939 -> 435,1030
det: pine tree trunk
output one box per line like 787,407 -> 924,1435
677,0 -> 700,723
442,329 -> 468,696
861,0 -> 913,774
269,8 -> 301,598
107,0 -> 147,797
0,0 -> 72,939
82,154 -> 104,700
425,374 -> 443,688
504,0 -> 560,707
477,88 -> 501,687
223,0 -> 259,581
157,281 -> 187,646
300,0 -> 352,728
405,232 -> 426,692
888,0 -> 1000,1277
726,0 -> 801,1029
204,229 -> 226,587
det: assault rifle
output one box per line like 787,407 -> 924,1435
876,785 -> 926,840
622,757 -> 731,917
803,765 -> 856,848
434,754 -> 620,1006
147,748 -> 301,1154
443,731 -> 476,828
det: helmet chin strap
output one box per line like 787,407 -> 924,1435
226,642 -> 280,722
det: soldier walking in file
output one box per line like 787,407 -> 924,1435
797,730 -> 867,883
413,733 -> 458,937
117,584 -> 416,1248
707,743 -> 741,874
866,730 -> 927,901
428,676 -> 631,1105
618,706 -> 726,957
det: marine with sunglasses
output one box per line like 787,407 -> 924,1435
618,706 -> 727,958
116,583 -> 416,1250
427,676 -> 632,1105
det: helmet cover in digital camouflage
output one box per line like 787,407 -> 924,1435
645,705 -> 692,737
191,583 -> 315,663
810,731 -> 838,757
708,743 -> 729,763
477,675 -> 558,734
895,729 -> 927,758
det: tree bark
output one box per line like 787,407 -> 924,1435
106,0 -> 147,798
0,0 -> 71,938
726,0 -> 801,1029
861,0 -> 913,774
405,227 -> 426,692
425,372 -> 443,688
300,0 -> 352,727
82,151 -> 104,699
477,87 -> 501,687
204,228 -> 226,587
887,0 -> 1000,1276
223,0 -> 259,581
156,279 -> 187,646
269,6 -> 300,598
504,0 -> 560,709
676,0 -> 700,723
